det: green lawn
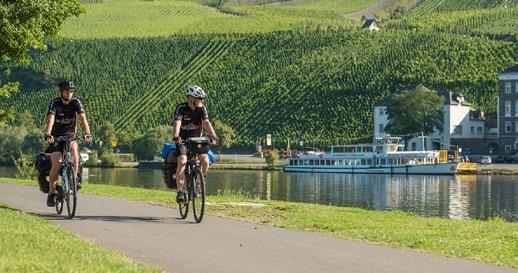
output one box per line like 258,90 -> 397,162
1,177 -> 517,269
0,202 -> 161,273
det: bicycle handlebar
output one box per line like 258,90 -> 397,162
54,135 -> 82,143
180,137 -> 213,145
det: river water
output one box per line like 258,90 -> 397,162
1,166 -> 517,220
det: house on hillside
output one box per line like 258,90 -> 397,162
361,15 -> 381,32
373,84 -> 492,153
497,64 -> 518,154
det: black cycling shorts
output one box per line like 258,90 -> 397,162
175,144 -> 188,157
45,142 -> 65,154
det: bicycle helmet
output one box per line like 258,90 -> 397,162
186,85 -> 206,98
59,80 -> 75,90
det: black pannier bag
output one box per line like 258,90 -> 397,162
35,153 -> 51,193
162,149 -> 177,189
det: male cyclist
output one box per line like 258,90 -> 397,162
44,80 -> 92,207
172,86 -> 218,203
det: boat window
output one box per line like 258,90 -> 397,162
361,159 -> 366,165
333,147 -> 344,153
367,159 -> 372,166
309,160 -> 314,165
380,159 -> 386,165
320,160 -> 324,165
304,160 -> 309,166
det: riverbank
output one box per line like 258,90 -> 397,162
0,202 -> 160,272
1,177 -> 517,269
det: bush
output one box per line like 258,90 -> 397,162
265,149 -> 279,168
84,151 -> 99,167
13,153 -> 37,180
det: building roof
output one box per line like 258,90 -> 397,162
362,19 -> 380,28
501,64 -> 518,74
361,15 -> 376,21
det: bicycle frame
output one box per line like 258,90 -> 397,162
178,137 -> 210,223
54,135 -> 81,218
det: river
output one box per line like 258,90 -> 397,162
1,166 -> 517,220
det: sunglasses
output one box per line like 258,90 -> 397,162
195,97 -> 205,101
61,89 -> 74,93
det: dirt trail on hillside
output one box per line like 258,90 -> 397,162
344,0 -> 417,19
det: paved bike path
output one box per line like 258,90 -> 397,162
1,183 -> 516,273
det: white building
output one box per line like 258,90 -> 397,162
374,86 -> 485,151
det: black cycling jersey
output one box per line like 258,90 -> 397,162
47,98 -> 85,137
173,102 -> 208,139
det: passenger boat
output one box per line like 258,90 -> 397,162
283,137 -> 467,175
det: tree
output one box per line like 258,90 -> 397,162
213,120 -> 237,156
385,85 -> 444,148
95,122 -> 116,157
133,126 -> 170,161
0,0 -> 83,125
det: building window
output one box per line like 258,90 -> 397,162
453,125 -> 462,135
470,126 -> 475,135
378,107 -> 384,116
505,82 -> 512,94
379,124 -> 384,133
505,145 -> 512,153
515,121 -> 518,133
505,100 -> 511,116
411,142 -> 416,151
506,121 -> 512,133
477,126 -> 483,135
516,82 -> 518,93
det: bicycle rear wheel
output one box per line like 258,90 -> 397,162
65,166 -> 77,218
192,169 -> 205,223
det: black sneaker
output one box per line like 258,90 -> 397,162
176,191 -> 186,203
47,193 -> 56,207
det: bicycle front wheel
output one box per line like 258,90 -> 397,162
65,166 -> 77,218
192,169 -> 205,223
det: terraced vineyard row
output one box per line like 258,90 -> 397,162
391,7 -> 518,39
411,0 -> 518,16
114,38 -> 237,130
1,30 -> 517,145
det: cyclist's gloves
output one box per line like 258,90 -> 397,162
84,133 -> 93,143
211,136 -> 219,144
44,134 -> 54,144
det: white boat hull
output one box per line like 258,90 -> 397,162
283,163 -> 459,175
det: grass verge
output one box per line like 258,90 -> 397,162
1,177 -> 517,269
0,201 -> 161,273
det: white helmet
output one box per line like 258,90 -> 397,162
186,85 -> 206,98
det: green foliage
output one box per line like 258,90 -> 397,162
95,122 -> 116,156
265,149 -> 278,168
385,85 -> 444,138
0,0 -> 82,129
12,153 -> 37,180
99,153 -> 117,167
133,126 -> 170,160
84,151 -> 99,167
59,0 -> 370,38
391,7 -> 518,40
1,30 -> 517,146
410,0 -> 518,15
214,120 -> 237,150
